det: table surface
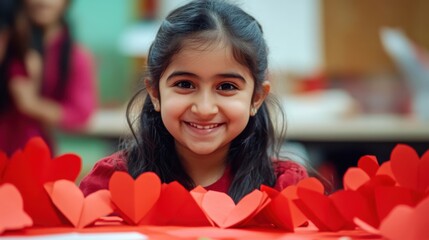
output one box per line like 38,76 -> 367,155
2,225 -> 382,240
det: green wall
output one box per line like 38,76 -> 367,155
57,1 -> 136,178
69,0 -> 134,104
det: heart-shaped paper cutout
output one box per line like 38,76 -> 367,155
356,174 -> 396,201
201,190 -> 269,228
379,196 -> 429,240
374,186 -> 416,221
357,155 -> 379,177
376,161 -> 395,180
2,138 -> 81,226
343,168 -> 371,191
190,186 -> 208,207
140,182 -> 210,226
390,144 -> 429,193
4,137 -> 81,185
260,185 -> 295,231
109,171 -> 161,225
0,184 -> 33,233
0,151 -> 7,179
295,177 -> 325,194
45,180 -> 113,228
331,189 -> 377,228
294,187 -> 347,231
275,177 -> 324,229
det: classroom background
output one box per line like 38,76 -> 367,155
58,0 -> 429,188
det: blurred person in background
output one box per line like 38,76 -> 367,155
1,0 -> 20,115
0,0 -> 98,156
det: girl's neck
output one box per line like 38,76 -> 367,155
42,22 -> 63,45
176,143 -> 229,187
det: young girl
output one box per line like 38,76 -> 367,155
0,0 -> 97,155
80,0 -> 307,202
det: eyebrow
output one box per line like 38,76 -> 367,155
166,71 -> 246,83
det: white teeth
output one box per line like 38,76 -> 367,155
188,122 -> 219,129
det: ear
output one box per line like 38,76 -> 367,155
250,81 -> 270,116
145,79 -> 160,112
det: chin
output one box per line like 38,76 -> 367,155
188,145 -> 218,156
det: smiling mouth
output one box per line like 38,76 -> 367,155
186,122 -> 223,130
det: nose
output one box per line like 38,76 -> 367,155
191,90 -> 218,118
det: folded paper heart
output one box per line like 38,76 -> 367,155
1,137 -> 81,226
199,190 -> 270,229
330,189 -> 376,228
343,174 -> 400,228
344,155 -> 396,191
357,155 -> 379,177
0,151 -> 7,178
294,183 -> 346,231
294,177 -> 385,231
374,186 -> 419,221
140,182 -> 211,226
259,185 -> 294,231
190,186 -> 215,227
44,180 -> 113,228
356,195 -> 429,240
0,183 -> 33,234
109,171 -> 161,225
343,168 -> 371,191
390,144 -> 429,193
376,161 -> 394,178
259,177 -> 322,230
379,195 -> 429,240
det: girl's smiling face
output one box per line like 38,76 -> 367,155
148,40 -> 267,158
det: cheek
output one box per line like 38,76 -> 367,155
220,98 -> 251,126
159,93 -> 188,125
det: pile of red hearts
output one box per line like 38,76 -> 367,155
1,137 -> 428,240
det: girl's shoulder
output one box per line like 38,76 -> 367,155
79,151 -> 127,196
272,159 -> 308,191
90,151 -> 128,171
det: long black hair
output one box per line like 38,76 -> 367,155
30,2 -> 73,99
0,0 -> 21,113
124,0 -> 286,202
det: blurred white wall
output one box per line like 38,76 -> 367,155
159,0 -> 322,73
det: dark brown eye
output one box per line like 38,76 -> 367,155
217,83 -> 238,91
175,81 -> 194,89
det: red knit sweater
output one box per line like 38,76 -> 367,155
79,152 -> 308,196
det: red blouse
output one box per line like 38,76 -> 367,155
0,31 -> 97,155
79,152 -> 308,196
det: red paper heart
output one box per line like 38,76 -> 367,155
140,182 -> 211,226
260,185 -> 295,231
374,186 -> 416,221
357,155 -> 379,177
390,144 -> 429,193
0,151 -> 7,179
45,180 -> 113,228
379,196 -> 429,240
201,190 -> 268,228
260,177 -> 323,230
295,177 -> 325,194
0,184 -> 33,233
3,137 -> 81,184
294,187 -> 347,231
109,171 -> 161,225
376,161 -> 395,180
343,168 -> 371,191
331,189 -> 377,228
2,138 -> 81,226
